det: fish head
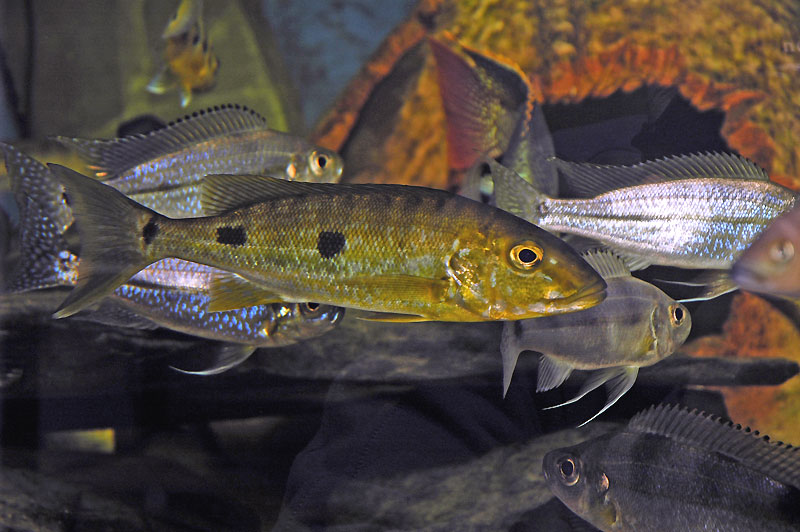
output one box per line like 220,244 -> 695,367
543,446 -> 620,530
732,208 -> 800,298
295,148 -> 344,183
263,302 -> 345,344
469,219 -> 606,319
648,299 -> 692,360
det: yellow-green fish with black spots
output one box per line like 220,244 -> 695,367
47,166 -> 607,322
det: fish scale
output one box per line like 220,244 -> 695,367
538,179 -> 796,269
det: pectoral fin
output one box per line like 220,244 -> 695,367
537,355 -> 574,392
208,273 -> 286,312
146,66 -> 176,94
345,275 -> 450,304
170,344 -> 256,376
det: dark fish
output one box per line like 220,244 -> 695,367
543,404 -> 800,531
502,251 -> 691,425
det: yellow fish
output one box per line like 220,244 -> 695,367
147,0 -> 219,107
48,166 -> 607,323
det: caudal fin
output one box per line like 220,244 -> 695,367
0,142 -> 78,291
47,164 -> 163,318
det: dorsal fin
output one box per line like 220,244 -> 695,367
629,404 -> 800,489
553,152 -> 770,198
200,174 -> 336,215
581,250 -> 631,279
55,104 -> 270,179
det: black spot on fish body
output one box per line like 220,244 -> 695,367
216,226 -> 247,247
433,195 -> 447,211
142,217 -> 159,245
317,231 -> 345,259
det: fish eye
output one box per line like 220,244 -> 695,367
670,304 -> 685,326
310,151 -> 329,175
769,239 -> 794,264
300,302 -> 322,316
509,242 -> 543,271
557,456 -> 580,486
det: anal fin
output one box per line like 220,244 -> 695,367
537,354 -> 574,392
170,344 -> 257,376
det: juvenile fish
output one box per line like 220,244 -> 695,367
489,154 -> 797,270
543,404 -> 800,531
48,166 -> 607,322
732,200 -> 800,299
501,251 -> 690,424
56,104 -> 343,218
147,0 -> 218,107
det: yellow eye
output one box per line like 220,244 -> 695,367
769,239 -> 794,264
670,304 -> 686,326
310,151 -> 329,176
509,242 -> 543,270
558,456 -> 580,486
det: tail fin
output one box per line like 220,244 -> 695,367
0,143 -> 78,291
47,164 -> 164,318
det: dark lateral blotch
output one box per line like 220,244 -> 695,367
317,231 -> 346,259
216,225 -> 247,247
142,217 -> 159,245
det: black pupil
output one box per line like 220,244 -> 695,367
306,302 -> 320,311
560,459 -> 574,477
674,307 -> 684,322
317,156 -> 327,168
518,248 -> 537,263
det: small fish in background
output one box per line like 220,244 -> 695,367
147,0 -> 219,108
501,250 -> 691,425
732,201 -> 800,299
56,104 -> 343,218
2,144 -> 344,374
488,153 -> 796,274
543,404 -> 800,531
48,165 -> 606,322
429,35 -> 559,198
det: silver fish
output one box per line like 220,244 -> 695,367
543,404 -> 800,531
489,153 -> 797,270
56,104 -> 343,218
502,250 -> 691,425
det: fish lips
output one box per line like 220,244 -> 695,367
730,258 -> 788,298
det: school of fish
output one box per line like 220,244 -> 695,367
2,21 -> 800,529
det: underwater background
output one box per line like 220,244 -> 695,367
1,1 -> 800,530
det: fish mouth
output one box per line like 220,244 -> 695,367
552,279 -> 607,311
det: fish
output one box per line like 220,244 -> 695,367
98,259 -> 344,374
147,0 -> 218,108
2,144 -> 344,373
56,104 -> 344,218
161,0 -> 204,39
501,251 -> 691,424
731,201 -> 800,299
429,35 -> 559,198
488,153 -> 797,271
47,165 -> 607,322
543,404 -> 800,531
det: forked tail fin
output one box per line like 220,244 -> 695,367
47,164 -> 165,318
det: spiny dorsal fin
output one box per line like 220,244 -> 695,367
201,174 -> 336,215
55,104 -> 269,180
581,250 -> 631,280
553,151 -> 770,198
629,404 -> 800,489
